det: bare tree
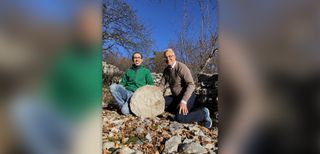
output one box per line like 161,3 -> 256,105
103,0 -> 153,58
104,52 -> 132,71
149,51 -> 167,73
199,33 -> 219,74
173,0 -> 218,76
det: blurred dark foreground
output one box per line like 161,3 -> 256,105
0,1 -> 101,154
219,0 -> 320,154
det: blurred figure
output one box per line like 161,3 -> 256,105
1,1 -> 102,154
44,5 -> 102,154
0,1 -> 71,153
219,0 -> 320,153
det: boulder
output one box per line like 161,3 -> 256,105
179,142 -> 207,154
112,147 -> 140,154
164,136 -> 181,153
130,85 -> 165,118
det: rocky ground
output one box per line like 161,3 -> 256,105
102,87 -> 218,154
102,63 -> 218,154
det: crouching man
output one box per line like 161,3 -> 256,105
159,49 -> 212,128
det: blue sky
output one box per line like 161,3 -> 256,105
124,0 -> 218,53
15,0 -> 218,57
10,0 -> 76,23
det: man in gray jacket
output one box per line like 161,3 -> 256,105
159,48 -> 212,128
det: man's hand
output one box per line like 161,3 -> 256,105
155,86 -> 161,90
178,102 -> 188,115
155,86 -> 164,93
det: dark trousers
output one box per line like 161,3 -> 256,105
164,93 -> 205,123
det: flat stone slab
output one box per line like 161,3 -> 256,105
179,142 -> 208,154
130,85 -> 165,118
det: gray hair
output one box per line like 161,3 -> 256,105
163,48 -> 175,56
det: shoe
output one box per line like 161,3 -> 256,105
202,107 -> 212,128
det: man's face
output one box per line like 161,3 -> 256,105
164,51 -> 176,66
133,53 -> 143,66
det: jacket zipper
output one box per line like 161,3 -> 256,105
134,67 -> 138,86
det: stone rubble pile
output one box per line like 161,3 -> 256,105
102,110 -> 218,154
196,73 -> 218,109
151,72 -> 163,86
102,61 -> 122,76
151,72 -> 172,96
102,62 -> 123,85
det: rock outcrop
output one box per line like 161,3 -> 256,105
102,62 -> 123,85
196,73 -> 218,112
179,142 -> 208,154
151,72 -> 172,96
164,135 -> 181,153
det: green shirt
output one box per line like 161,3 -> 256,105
120,65 -> 154,92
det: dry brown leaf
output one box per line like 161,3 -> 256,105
103,149 -> 110,154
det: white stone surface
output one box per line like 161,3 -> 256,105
130,85 -> 165,118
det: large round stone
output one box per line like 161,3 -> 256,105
130,85 -> 165,118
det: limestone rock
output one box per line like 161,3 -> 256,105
179,142 -> 207,154
169,122 -> 183,132
204,143 -> 215,150
112,147 -> 143,154
102,62 -> 123,85
164,136 -> 181,153
145,133 -> 152,142
103,142 -> 114,150
102,62 -> 122,75
130,85 -> 165,118
151,73 -> 172,96
135,127 -> 144,134
183,138 -> 194,144
209,150 -> 217,154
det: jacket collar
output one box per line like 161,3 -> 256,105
131,64 -> 144,69
168,61 -> 177,69
171,61 -> 177,69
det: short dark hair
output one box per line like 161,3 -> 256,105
132,52 -> 143,61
